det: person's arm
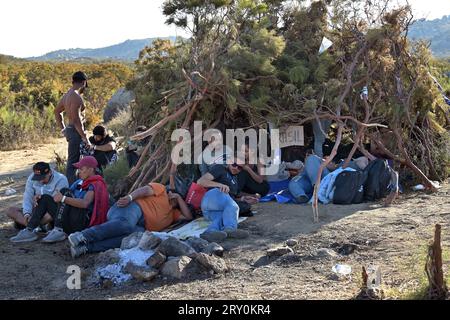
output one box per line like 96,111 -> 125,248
54,190 -> 94,209
243,165 -> 264,184
22,176 -> 35,216
116,185 -> 155,207
169,192 -> 193,221
54,98 -> 65,131
53,175 -> 69,196
197,173 -> 230,193
93,141 -> 116,152
169,163 -> 177,191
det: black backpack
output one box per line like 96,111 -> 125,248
363,159 -> 392,201
333,170 -> 368,205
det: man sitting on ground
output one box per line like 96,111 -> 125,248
68,183 -> 193,258
125,126 -> 149,168
237,143 -> 270,199
88,125 -> 117,171
11,157 -> 109,243
9,162 -> 68,242
197,163 -> 250,243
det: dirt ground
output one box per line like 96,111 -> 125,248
0,140 -> 449,300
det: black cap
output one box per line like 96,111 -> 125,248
72,71 -> 88,87
93,125 -> 106,136
32,162 -> 51,181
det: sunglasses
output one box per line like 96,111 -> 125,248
231,163 -> 243,170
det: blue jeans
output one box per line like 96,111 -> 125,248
81,202 -> 145,253
201,188 -> 239,232
288,155 -> 330,203
312,119 -> 331,158
289,173 -> 313,203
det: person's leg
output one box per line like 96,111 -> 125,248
289,173 -> 313,203
221,195 -> 240,231
65,127 -> 82,185
304,155 -> 330,185
201,189 -> 227,232
6,207 -> 27,229
312,119 -> 331,158
27,195 -> 58,230
82,202 -> 143,243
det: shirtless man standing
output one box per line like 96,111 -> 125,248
55,71 -> 90,185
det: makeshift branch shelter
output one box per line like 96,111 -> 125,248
115,0 -> 449,221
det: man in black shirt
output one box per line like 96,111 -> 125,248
197,164 -> 250,242
88,125 -> 117,170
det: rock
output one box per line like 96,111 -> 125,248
286,239 -> 298,247
315,248 -> 339,259
124,262 -> 159,282
337,243 -> 358,256
103,88 -> 135,123
195,253 -> 228,274
186,237 -> 209,252
146,251 -> 167,269
160,256 -> 192,279
138,231 -> 162,250
158,237 -> 197,258
202,242 -> 224,257
95,248 -> 121,266
266,247 -> 294,257
120,232 -> 144,250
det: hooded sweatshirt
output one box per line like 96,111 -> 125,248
22,170 -> 69,215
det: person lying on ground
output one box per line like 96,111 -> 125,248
288,153 -> 369,204
88,125 -> 118,171
236,143 -> 270,198
8,162 -> 68,240
11,157 -> 109,243
68,183 -> 193,258
197,163 -> 251,243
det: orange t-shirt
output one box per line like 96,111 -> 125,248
135,183 -> 181,231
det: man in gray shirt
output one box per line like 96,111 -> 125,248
7,162 -> 68,242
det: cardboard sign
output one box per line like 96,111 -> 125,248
279,126 -> 304,148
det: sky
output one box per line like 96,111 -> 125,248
1,0 -> 449,58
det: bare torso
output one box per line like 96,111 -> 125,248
61,89 -> 85,128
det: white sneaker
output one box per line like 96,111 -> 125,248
42,228 -> 67,243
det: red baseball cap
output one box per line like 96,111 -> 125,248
73,156 -> 98,169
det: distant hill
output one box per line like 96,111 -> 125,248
409,15 -> 450,58
0,54 -> 25,64
29,37 -> 177,62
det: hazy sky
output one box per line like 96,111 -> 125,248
1,0 -> 449,58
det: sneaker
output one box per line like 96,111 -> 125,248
68,232 -> 87,248
70,244 -> 88,259
41,228 -> 67,243
39,223 -> 52,233
224,228 -> 249,239
200,230 -> 228,243
10,228 -> 38,243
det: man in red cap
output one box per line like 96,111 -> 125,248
39,156 -> 110,243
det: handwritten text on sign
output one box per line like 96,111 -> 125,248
279,126 -> 304,148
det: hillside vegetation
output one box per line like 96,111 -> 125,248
0,60 -> 134,150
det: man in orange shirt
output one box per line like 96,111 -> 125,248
67,183 -> 193,258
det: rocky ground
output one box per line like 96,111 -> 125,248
0,140 -> 449,300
